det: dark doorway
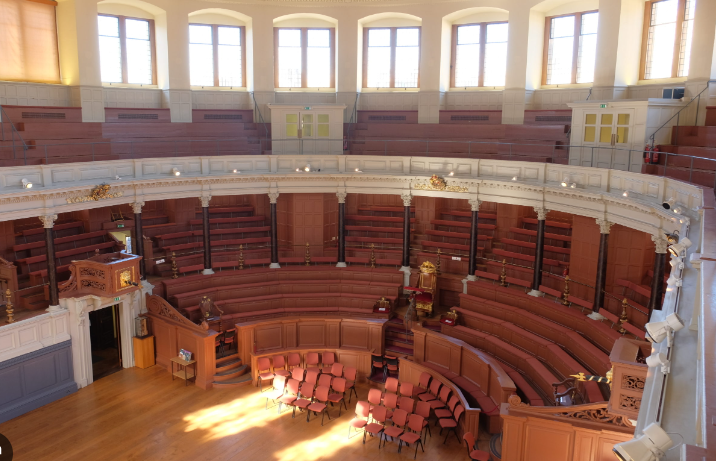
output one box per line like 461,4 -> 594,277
89,304 -> 122,381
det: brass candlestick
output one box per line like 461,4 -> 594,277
369,243 -> 376,268
618,298 -> 629,334
238,244 -> 244,270
5,289 -> 14,324
304,242 -> 311,266
499,259 -> 507,287
562,276 -> 570,306
171,252 -> 178,279
435,248 -> 442,275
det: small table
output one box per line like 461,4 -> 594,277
170,356 -> 197,386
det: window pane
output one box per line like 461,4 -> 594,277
455,25 -> 480,87
395,28 -> 419,87
484,23 -> 508,87
218,27 -> 242,87
577,13 -> 598,84
585,114 -> 597,125
278,29 -> 301,87
125,19 -> 152,84
189,25 -> 213,86
645,0 -> 677,79
307,29 -> 331,87
584,126 -> 596,142
457,25 -> 480,45
678,0 -> 696,77
367,29 -> 391,87
98,16 -> 122,83
599,126 -> 613,143
547,16 -> 575,84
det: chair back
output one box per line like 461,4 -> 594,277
355,401 -> 370,419
463,432 -> 476,455
415,401 -> 431,419
418,271 -> 436,291
446,395 -> 460,413
400,382 -> 414,397
291,367 -> 305,382
315,385 -> 330,403
371,354 -> 384,366
273,375 -> 287,391
330,362 -> 344,377
322,352 -> 335,366
418,371 -> 431,388
287,352 -> 301,368
428,378 -> 442,395
332,377 -> 346,393
398,396 -> 415,413
371,406 -> 387,424
257,357 -> 271,373
386,357 -> 399,368
407,414 -> 425,433
318,374 -> 333,388
286,378 -> 299,395
385,377 -> 399,393
368,388 -> 382,406
305,370 -> 319,386
223,329 -> 236,344
344,366 -> 357,381
299,382 -> 315,400
272,355 -> 286,370
306,352 -> 319,366
453,405 -> 465,422
391,408 -> 409,427
438,385 -> 451,403
383,392 -> 398,410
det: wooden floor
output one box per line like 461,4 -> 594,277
0,366 -> 488,461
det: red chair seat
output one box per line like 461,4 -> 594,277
259,372 -> 275,380
429,400 -> 447,409
400,432 -> 421,444
383,426 -> 403,438
307,367 -> 321,374
434,408 -> 452,419
416,293 -> 432,302
439,418 -> 457,428
350,418 -> 368,429
418,393 -> 435,402
294,398 -> 311,409
275,370 -> 290,377
365,423 -> 384,434
327,393 -> 343,403
308,402 -> 326,412
322,367 -> 333,374
470,450 -> 491,461
279,395 -> 296,406
413,387 -> 428,398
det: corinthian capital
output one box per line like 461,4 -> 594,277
468,199 -> 481,212
652,234 -> 669,254
401,193 -> 412,207
534,207 -> 549,221
131,201 -> 145,214
336,192 -> 347,204
596,219 -> 613,234
39,214 -> 57,228
268,192 -> 279,204
200,196 -> 212,208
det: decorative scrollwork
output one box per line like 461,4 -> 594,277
146,295 -> 208,331
621,375 -> 645,391
508,398 -> 634,428
555,406 -> 634,427
80,280 -> 106,291
80,267 -> 106,278
59,265 -> 78,293
66,184 -> 123,204
619,395 -> 641,412
413,175 -> 469,193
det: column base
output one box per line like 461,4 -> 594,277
527,289 -> 543,297
46,304 -> 63,313
399,266 -> 412,286
269,263 -> 281,269
202,268 -> 215,275
461,278 -> 469,294
336,262 -> 347,268
466,275 -> 477,282
587,311 -> 607,321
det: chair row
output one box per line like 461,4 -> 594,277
265,375 -> 349,426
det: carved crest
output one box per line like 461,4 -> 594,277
413,175 -> 469,193
66,184 -> 123,204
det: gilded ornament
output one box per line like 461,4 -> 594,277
66,184 -> 123,204
369,243 -> 376,269
4,289 -> 14,324
304,242 -> 311,266
413,174 -> 469,193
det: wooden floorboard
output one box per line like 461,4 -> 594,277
0,366 -> 491,461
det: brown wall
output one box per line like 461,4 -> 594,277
570,215 -> 601,301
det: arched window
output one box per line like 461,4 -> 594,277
274,27 -> 335,88
641,0 -> 696,79
189,24 -> 245,87
542,11 -> 599,85
363,27 -> 420,88
451,22 -> 508,88
98,14 -> 156,85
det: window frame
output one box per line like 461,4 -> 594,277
541,10 -> 598,86
639,0 -> 691,80
450,21 -> 508,88
362,26 -> 422,89
273,27 -> 336,89
98,14 -> 157,85
189,24 -> 247,88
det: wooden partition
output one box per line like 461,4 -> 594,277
145,295 -> 218,390
399,358 -> 482,438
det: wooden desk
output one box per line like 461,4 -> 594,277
170,357 -> 197,386
133,335 -> 155,369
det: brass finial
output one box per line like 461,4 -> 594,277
618,298 -> 629,334
5,289 -> 14,324
499,259 -> 507,287
369,243 -> 376,269
304,242 -> 311,266
238,244 -> 244,270
435,248 -> 442,275
562,275 -> 570,306
171,252 -> 178,279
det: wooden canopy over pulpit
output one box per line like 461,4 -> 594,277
58,251 -> 142,298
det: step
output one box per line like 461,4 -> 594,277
215,356 -> 242,373
386,337 -> 415,347
385,344 -> 414,355
214,364 -> 249,382
212,374 -> 253,388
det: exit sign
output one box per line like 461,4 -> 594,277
114,297 -> 120,301
600,104 -> 607,108
117,224 -> 124,228
304,106 -> 311,110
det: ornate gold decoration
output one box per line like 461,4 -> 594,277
419,260 -> 436,274
413,174 -> 469,193
66,184 -> 123,204
445,308 -> 458,322
562,276 -> 570,306
238,245 -> 244,270
304,242 -> 311,266
119,269 -> 133,288
618,298 -> 629,334
435,248 -> 442,275
375,297 -> 390,312
500,259 -> 507,287
171,252 -> 178,279
5,289 -> 14,324
570,372 -> 613,386
369,243 -> 376,269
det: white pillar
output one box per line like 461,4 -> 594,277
592,0 -> 644,100
56,0 -> 104,122
336,13 -> 359,122
157,7 -> 192,122
251,14 -> 275,122
685,0 -> 716,124
503,8 -> 543,124
417,16 -> 447,124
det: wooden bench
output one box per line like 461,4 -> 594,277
345,215 -> 416,223
510,227 -> 572,242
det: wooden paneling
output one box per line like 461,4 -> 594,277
341,323 -> 369,349
256,324 -> 283,351
297,323 -> 325,347
524,423 -> 574,461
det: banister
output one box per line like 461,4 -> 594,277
648,80 -> 716,146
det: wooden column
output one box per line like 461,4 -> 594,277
132,201 -> 145,280
590,219 -> 613,319
40,214 -> 59,308
337,192 -> 346,268
401,193 -> 412,268
648,235 -> 669,318
468,199 -> 481,279
200,196 -> 213,275
269,192 -> 280,268
530,207 -> 548,294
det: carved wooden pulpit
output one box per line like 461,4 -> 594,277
58,251 -> 142,298
607,337 -> 650,420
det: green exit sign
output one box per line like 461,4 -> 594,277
117,224 -> 124,228
600,104 -> 607,108
304,106 -> 311,110
114,297 -> 120,302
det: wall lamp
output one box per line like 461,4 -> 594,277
21,178 -> 32,189
171,168 -> 181,177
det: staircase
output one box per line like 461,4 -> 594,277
212,353 -> 251,388
384,317 -> 414,357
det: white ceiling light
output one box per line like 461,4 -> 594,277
646,352 -> 670,374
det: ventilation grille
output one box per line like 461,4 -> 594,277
118,113 -> 159,120
22,112 -> 66,120
204,114 -> 243,120
450,115 -> 490,121
535,115 -> 572,122
367,115 -> 406,121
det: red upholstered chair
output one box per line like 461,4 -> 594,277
287,352 -> 301,371
292,383 -> 315,419
348,401 -> 370,439
318,373 -> 333,389
413,372 -> 432,398
399,414 -> 426,459
330,362 -> 344,378
439,405 -> 465,445
371,354 -> 386,380
223,328 -> 236,355
291,367 -> 306,383
368,388 -> 383,412
435,395 -> 460,420
321,352 -> 336,374
400,382 -> 414,398
384,377 -> 399,396
306,352 -> 321,374
385,356 -> 399,378
305,369 -> 320,388
257,357 -> 275,392
278,378 -> 299,414
327,377 -> 348,416
364,405 -> 386,446
398,396 -> 415,414
344,367 -> 358,402
307,386 -> 332,425
463,432 -> 491,461
273,355 -> 290,378
429,386 -> 452,410
381,408 -> 408,450
383,392 -> 398,420
418,379 -> 442,402
414,401 -> 432,441
405,261 -> 437,317
265,375 -> 286,410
